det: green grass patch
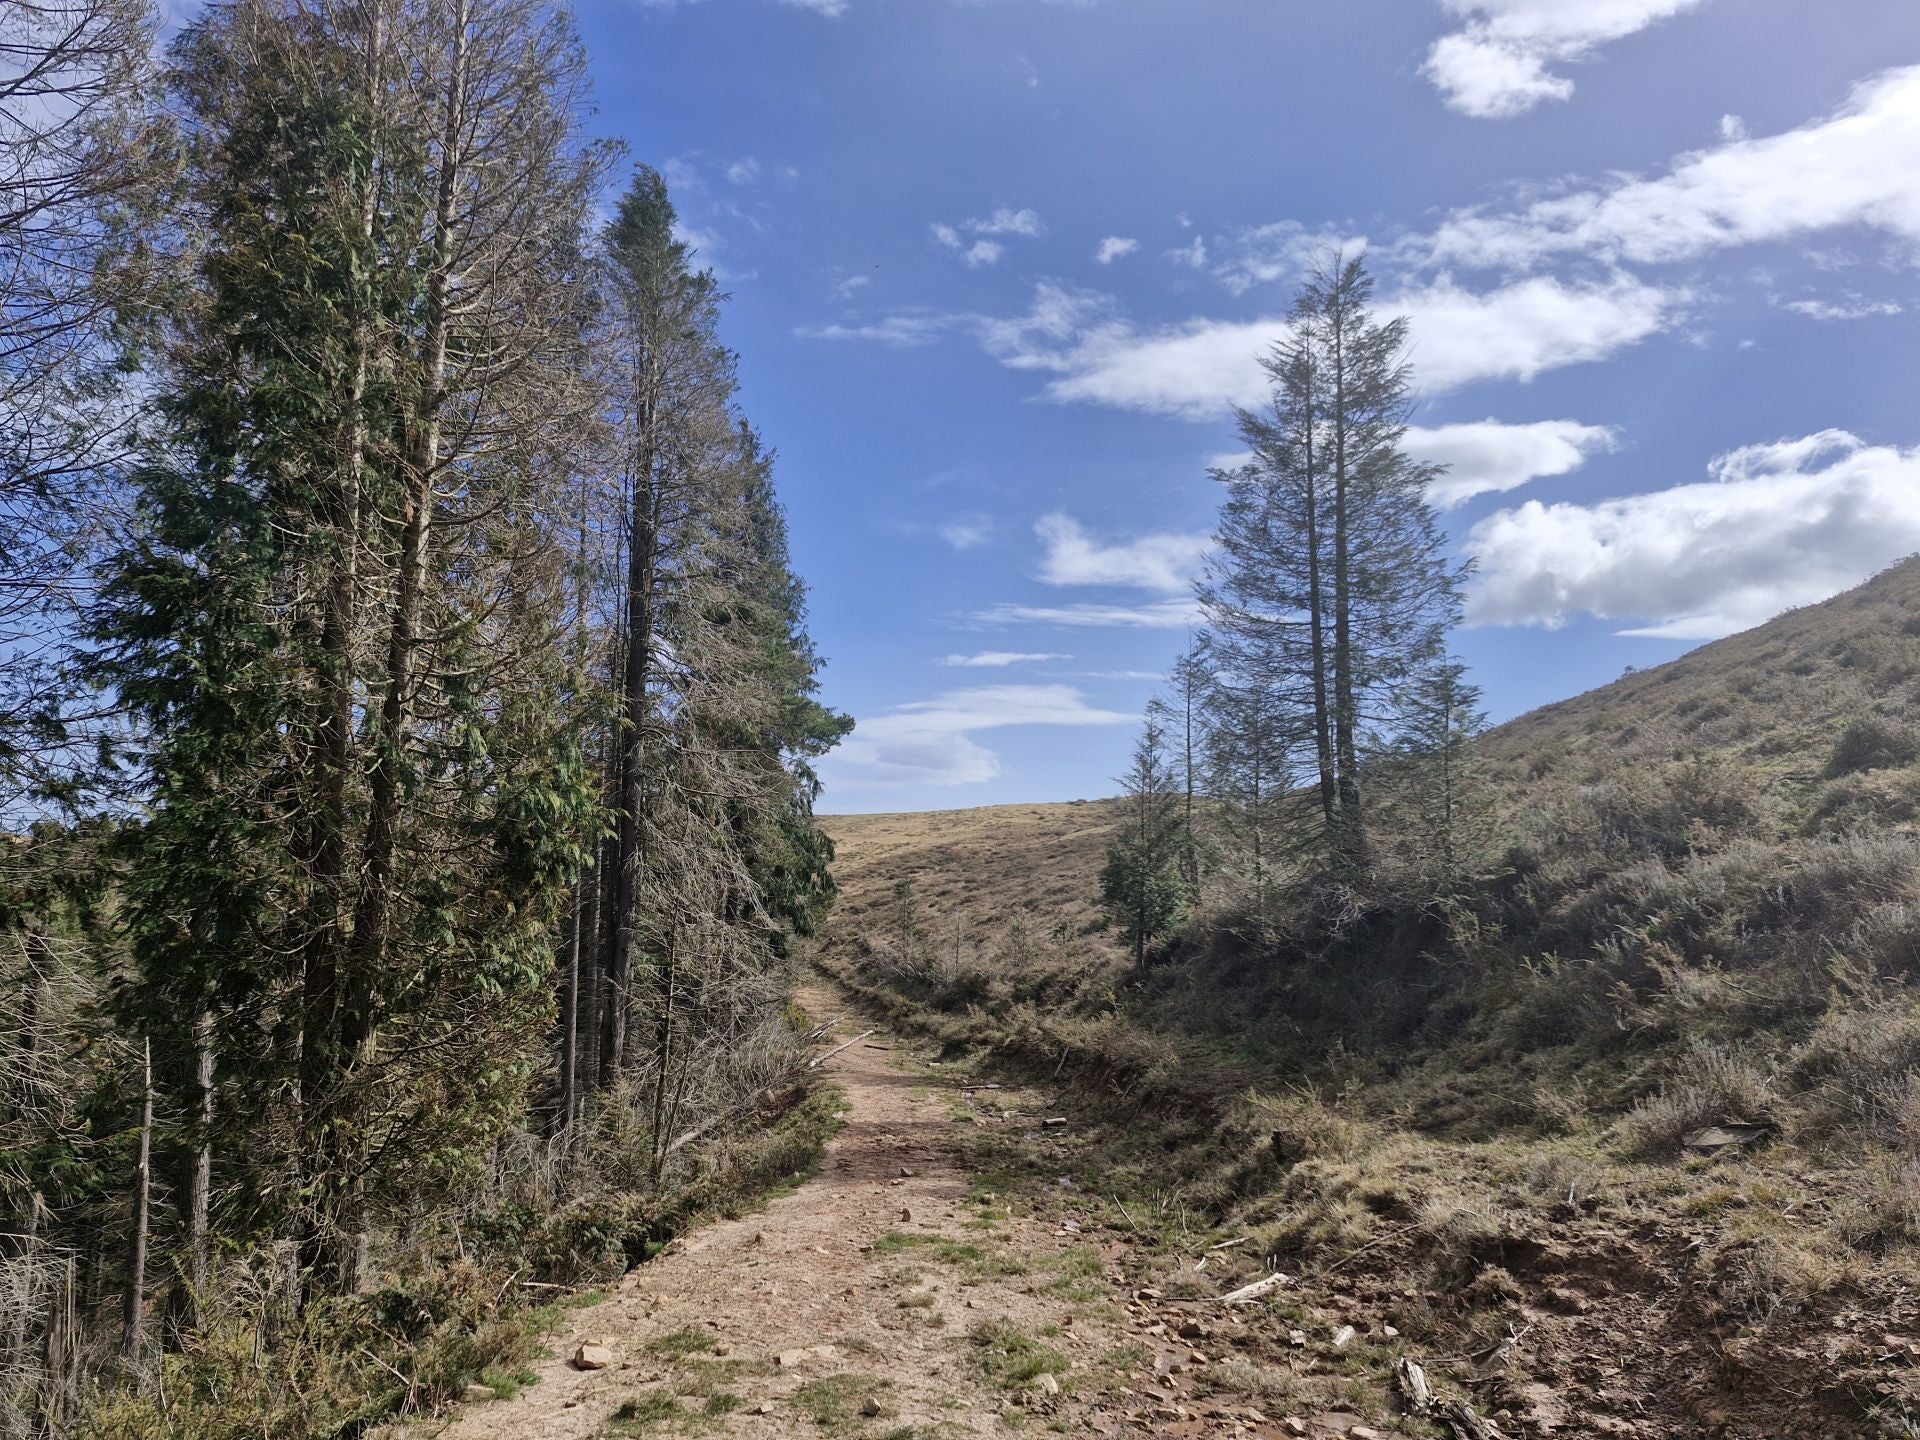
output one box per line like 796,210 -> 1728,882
871,1230 -> 1027,1278
667,1354 -> 767,1399
650,1327 -> 721,1356
872,1231 -> 983,1262
610,1392 -> 684,1432
1038,1244 -> 1106,1301
478,1365 -> 538,1400
792,1372 -> 892,1426
968,1318 -> 1068,1388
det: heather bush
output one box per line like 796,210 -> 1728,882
1618,1042 -> 1778,1157
1825,716 -> 1919,778
1834,1159 -> 1920,1252
1788,997 -> 1920,1149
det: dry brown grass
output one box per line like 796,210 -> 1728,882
819,799 -> 1124,966
1479,555 -> 1920,796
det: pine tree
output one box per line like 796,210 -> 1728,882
590,165 -> 741,1090
0,0 -> 847,1402
1198,256 -> 1466,882
1100,713 -> 1186,964
94,0 -> 608,1296
1201,662 -> 1292,917
892,877 -> 922,965
1160,639 -> 1213,904
1389,659 -> 1490,892
562,166 -> 848,1177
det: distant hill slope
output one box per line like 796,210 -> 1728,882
820,558 -> 1920,981
818,799 -> 1125,970
1480,554 -> 1920,807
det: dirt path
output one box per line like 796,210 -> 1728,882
426,983 -> 1130,1439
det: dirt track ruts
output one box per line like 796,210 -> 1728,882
425,982 -> 1121,1438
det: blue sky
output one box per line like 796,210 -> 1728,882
570,0 -> 1920,813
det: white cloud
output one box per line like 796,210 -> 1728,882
1399,274 -> 1677,388
1167,236 -> 1209,270
1424,0 -> 1709,119
796,312 -> 956,346
829,273 -> 872,302
1719,113 -> 1748,142
1465,430 -> 1920,639
974,207 -> 1045,238
1211,422 -> 1614,506
1207,223 -> 1367,295
1094,236 -> 1139,264
933,208 -> 1045,267
826,684 -> 1133,789
971,599 -> 1204,629
1410,418 -> 1619,507
976,274 -> 1674,420
1779,295 -> 1903,321
670,220 -> 755,282
1428,66 -> 1920,267
939,651 -> 1071,668
939,515 -> 995,551
1033,513 -> 1210,593
725,157 -> 760,185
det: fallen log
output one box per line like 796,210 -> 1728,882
665,1104 -> 747,1156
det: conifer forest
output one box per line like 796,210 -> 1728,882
3,2 -> 848,1429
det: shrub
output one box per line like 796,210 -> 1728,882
1547,756 -> 1763,862
1618,1042 -> 1777,1157
1489,952 -> 1625,1050
1784,833 -> 1920,930
1808,770 -> 1920,833
1789,998 -> 1920,1149
1847,903 -> 1920,979
1825,716 -> 1919,778
1713,1234 -> 1858,1322
1835,1160 -> 1920,1252
1250,1089 -> 1368,1166
1414,1190 -> 1509,1279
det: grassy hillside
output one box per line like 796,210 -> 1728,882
816,560 -> 1920,1440
821,799 -> 1123,947
1481,554 -> 1920,798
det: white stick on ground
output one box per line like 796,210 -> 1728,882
1220,1271 -> 1288,1305
808,1030 -> 877,1068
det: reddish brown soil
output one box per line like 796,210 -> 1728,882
426,986 -> 1454,1440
